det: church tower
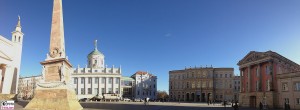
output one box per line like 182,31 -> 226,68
12,16 -> 24,44
88,40 -> 105,68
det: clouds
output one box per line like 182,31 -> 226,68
165,33 -> 172,37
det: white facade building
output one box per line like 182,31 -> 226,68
132,71 -> 157,100
71,40 -> 122,100
0,16 -> 24,94
18,75 -> 42,99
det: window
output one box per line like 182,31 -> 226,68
101,88 -> 105,94
74,78 -> 77,84
220,74 -> 223,78
75,88 -> 78,94
81,78 -> 85,84
108,88 -> 112,93
266,66 -> 270,74
230,74 -> 232,78
81,88 -> 85,94
282,83 -> 288,91
284,98 -> 289,103
297,98 -> 300,104
116,78 -> 120,84
295,82 -> 300,91
241,71 -> 244,76
256,68 -> 259,77
88,88 -> 92,94
109,78 -> 112,84
187,82 -> 189,88
154,84 -> 156,88
95,78 -> 99,84
88,77 -> 92,84
220,95 -> 223,98
192,82 -> 195,88
94,88 -> 98,95
138,91 -> 140,95
225,74 -> 227,78
102,78 -> 106,84
266,80 -> 270,91
115,89 -> 119,94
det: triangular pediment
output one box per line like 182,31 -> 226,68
0,50 -> 12,61
237,51 -> 269,65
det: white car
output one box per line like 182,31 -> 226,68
123,98 -> 131,102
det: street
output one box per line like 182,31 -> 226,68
15,101 -> 259,110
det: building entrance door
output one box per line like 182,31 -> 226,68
186,93 -> 190,101
250,96 -> 256,108
201,93 -> 205,102
191,93 -> 195,101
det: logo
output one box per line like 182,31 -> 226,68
0,100 -> 14,110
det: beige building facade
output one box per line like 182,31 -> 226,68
277,71 -> 300,109
169,67 -> 234,102
17,75 -> 42,99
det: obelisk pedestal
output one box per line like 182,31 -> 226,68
24,0 -> 82,109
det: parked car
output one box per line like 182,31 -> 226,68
123,98 -> 131,102
79,98 -> 88,102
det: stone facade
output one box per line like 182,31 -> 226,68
71,40 -> 122,100
18,75 -> 42,99
131,71 -> 157,100
169,67 -> 234,102
0,16 -> 23,95
233,76 -> 241,101
237,51 -> 300,108
277,71 -> 300,109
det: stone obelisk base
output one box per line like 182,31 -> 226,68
24,82 -> 83,110
0,94 -> 16,100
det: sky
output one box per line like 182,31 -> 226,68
1,0 -> 300,92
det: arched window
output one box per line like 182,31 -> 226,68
14,36 -> 16,41
18,37 -> 21,42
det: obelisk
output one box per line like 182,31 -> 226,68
24,0 -> 83,109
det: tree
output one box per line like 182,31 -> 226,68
157,90 -> 169,101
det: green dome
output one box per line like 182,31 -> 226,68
88,49 -> 103,58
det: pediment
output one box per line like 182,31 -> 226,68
0,50 -> 12,61
238,51 -> 269,65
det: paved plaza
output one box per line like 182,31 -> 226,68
15,101 -> 261,110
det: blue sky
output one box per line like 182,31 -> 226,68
1,0 -> 300,92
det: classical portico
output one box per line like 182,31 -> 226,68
238,51 -> 300,109
0,16 -> 24,100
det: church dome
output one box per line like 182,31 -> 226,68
88,48 -> 103,58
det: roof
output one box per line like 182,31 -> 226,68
88,48 -> 104,58
238,51 -> 300,67
121,77 -> 135,81
131,71 -> 156,77
0,50 -> 12,61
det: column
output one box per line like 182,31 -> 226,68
112,77 -> 114,94
2,65 -> 13,94
247,65 -> 251,92
258,64 -> 262,91
85,77 -> 88,95
269,60 -> 274,91
105,77 -> 107,93
240,69 -> 243,92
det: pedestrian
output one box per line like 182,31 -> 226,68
260,102 -> 263,110
207,100 -> 210,105
233,102 -> 239,110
